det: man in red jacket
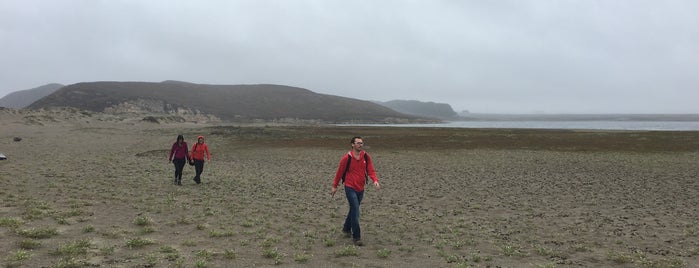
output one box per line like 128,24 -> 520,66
331,136 -> 380,246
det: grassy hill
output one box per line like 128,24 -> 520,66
0,83 -> 64,108
28,81 -> 423,123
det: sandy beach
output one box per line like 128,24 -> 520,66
1,109 -> 698,267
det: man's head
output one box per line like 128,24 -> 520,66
350,136 -> 364,151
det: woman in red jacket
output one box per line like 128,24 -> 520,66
190,135 -> 211,184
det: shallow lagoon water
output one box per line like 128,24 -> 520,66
343,120 -> 699,131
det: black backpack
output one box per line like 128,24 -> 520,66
341,152 -> 371,185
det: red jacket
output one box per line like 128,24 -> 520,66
333,150 -> 378,192
190,142 -> 211,161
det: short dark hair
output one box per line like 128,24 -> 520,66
350,136 -> 362,144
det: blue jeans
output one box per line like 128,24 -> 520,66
343,186 -> 364,240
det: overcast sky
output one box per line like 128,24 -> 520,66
1,0 -> 698,113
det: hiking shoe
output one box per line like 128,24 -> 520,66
353,239 -> 364,246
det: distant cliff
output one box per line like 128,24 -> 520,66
374,100 -> 459,120
0,83 -> 64,108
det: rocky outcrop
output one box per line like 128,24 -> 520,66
103,99 -> 220,123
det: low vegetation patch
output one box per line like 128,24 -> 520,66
125,237 -> 155,249
294,252 -> 311,263
82,225 -> 95,233
262,248 -> 283,264
377,248 -> 392,258
5,249 -> 32,263
51,239 -> 92,256
17,239 -> 42,250
0,217 -> 23,228
195,249 -> 215,261
323,238 -> 336,247
208,229 -> 235,237
17,227 -> 59,239
223,249 -> 237,260
607,251 -> 634,264
335,246 -> 359,257
502,244 -> 527,257
133,215 -> 153,226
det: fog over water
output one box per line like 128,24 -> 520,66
2,1 -> 698,114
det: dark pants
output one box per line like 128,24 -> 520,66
343,186 -> 364,240
193,160 -> 205,183
173,158 -> 186,183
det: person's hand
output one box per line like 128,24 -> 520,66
373,181 -> 380,190
331,187 -> 337,197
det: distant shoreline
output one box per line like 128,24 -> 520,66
339,119 -> 699,131
457,113 -> 699,121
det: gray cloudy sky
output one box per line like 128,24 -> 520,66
1,0 -> 698,114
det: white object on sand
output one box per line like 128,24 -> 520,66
0,153 -> 6,160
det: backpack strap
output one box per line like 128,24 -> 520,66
363,153 -> 370,185
341,152 -> 352,183
189,143 -> 198,161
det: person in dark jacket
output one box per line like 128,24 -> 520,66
168,134 -> 189,185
